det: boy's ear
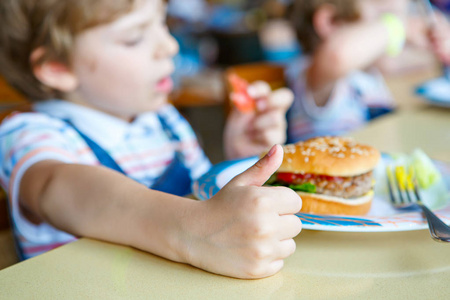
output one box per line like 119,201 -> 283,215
30,47 -> 78,93
313,3 -> 339,40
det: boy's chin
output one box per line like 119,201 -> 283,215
149,95 -> 170,109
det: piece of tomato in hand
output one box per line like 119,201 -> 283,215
228,74 -> 256,113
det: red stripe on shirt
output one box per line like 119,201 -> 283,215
124,159 -> 173,174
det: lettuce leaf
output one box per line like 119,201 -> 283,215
288,183 -> 317,193
410,149 -> 442,189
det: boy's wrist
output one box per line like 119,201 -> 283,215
123,189 -> 195,264
380,13 -> 406,57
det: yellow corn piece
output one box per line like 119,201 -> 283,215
406,167 -> 414,191
395,166 -> 406,191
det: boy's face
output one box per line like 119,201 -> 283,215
68,0 -> 179,120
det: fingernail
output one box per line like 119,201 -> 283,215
267,145 -> 277,157
256,100 -> 268,111
247,85 -> 257,98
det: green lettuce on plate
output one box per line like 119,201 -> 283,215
410,149 -> 442,189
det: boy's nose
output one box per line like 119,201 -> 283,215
155,28 -> 179,59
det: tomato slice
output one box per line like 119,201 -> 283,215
277,172 -> 344,184
228,74 -> 256,113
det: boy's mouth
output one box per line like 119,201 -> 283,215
155,77 -> 174,94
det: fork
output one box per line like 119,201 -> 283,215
386,165 -> 450,242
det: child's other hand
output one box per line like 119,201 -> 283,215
186,145 -> 302,279
427,14 -> 450,64
249,81 -> 293,146
224,81 -> 294,159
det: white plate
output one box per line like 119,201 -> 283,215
416,77 -> 450,108
192,155 -> 450,232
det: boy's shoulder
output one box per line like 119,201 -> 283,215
0,109 -> 68,135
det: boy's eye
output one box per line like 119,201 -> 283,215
123,36 -> 143,47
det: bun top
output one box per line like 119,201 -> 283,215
278,136 -> 381,176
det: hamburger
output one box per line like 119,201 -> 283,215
266,136 -> 381,216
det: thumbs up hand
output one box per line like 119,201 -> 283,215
185,145 -> 302,279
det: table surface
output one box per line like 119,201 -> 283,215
1,66 -> 450,300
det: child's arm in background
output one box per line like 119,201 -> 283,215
376,10 -> 450,75
224,81 -> 293,159
426,13 -> 450,65
401,2 -> 450,65
20,145 -> 302,279
307,17 -> 403,107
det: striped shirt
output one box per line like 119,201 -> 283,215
0,100 -> 211,259
286,56 -> 395,142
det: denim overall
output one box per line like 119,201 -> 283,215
65,115 -> 193,196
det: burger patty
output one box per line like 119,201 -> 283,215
277,171 -> 374,199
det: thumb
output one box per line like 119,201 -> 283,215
229,144 -> 283,187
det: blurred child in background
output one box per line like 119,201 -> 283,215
287,0 -> 450,142
0,0 -> 300,279
431,0 -> 450,14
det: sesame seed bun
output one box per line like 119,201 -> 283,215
280,136 -> 381,177
297,190 -> 373,216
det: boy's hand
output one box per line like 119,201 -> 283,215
427,16 -> 450,65
184,145 -> 302,279
224,81 -> 294,159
